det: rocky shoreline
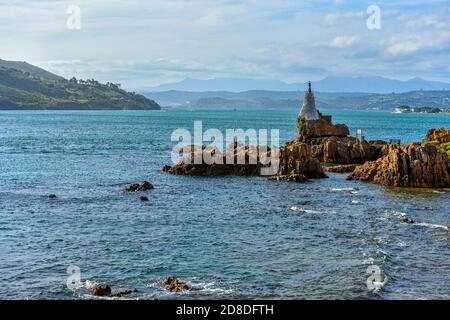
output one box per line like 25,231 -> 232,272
348,143 -> 450,188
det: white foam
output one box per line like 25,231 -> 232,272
385,210 -> 407,217
192,281 -> 233,294
351,200 -> 360,204
84,280 -> 97,289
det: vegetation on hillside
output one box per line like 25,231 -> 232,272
0,66 -> 161,110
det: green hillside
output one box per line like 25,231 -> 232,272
0,62 -> 161,110
0,59 -> 64,81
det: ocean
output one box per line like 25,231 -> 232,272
0,109 -> 449,299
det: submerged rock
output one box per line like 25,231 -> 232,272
91,284 -> 112,297
324,164 -> 358,173
48,194 -> 57,199
164,277 -> 190,292
124,181 -> 154,192
270,172 -> 308,182
348,143 -> 450,188
91,284 -> 137,297
111,289 -> 138,297
139,195 -> 149,202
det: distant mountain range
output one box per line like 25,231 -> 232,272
145,90 -> 450,111
0,59 -> 160,110
143,76 -> 450,93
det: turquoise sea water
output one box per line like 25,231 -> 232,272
0,109 -> 449,300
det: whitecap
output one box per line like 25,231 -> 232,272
352,200 -> 360,204
290,206 -> 335,214
362,257 -> 375,265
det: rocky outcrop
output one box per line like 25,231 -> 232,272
124,181 -> 154,192
163,144 -> 271,176
164,277 -> 190,292
348,143 -> 450,188
297,110 -> 383,165
164,142 -> 326,182
298,117 -> 349,140
272,140 -> 327,181
324,164 -> 358,173
291,135 -> 382,165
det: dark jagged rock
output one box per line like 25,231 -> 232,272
348,143 -> 450,188
91,284 -> 137,297
139,196 -> 149,202
402,216 -> 415,224
48,194 -> 57,199
324,164 -> 358,173
164,277 -> 190,292
124,181 -> 154,192
91,284 -> 112,297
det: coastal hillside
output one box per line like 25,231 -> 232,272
0,59 -> 64,81
0,60 -> 161,110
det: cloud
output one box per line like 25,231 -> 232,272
0,0 -> 449,85
324,11 -> 365,26
329,36 -> 358,48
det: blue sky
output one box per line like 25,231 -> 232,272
1,0 -> 449,88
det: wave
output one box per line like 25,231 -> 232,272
415,222 -> 448,230
331,187 -> 356,192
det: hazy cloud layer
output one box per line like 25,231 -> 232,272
1,0 -> 449,88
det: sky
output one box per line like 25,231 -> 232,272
0,0 -> 449,89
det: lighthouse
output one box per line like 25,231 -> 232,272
299,81 -> 320,121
